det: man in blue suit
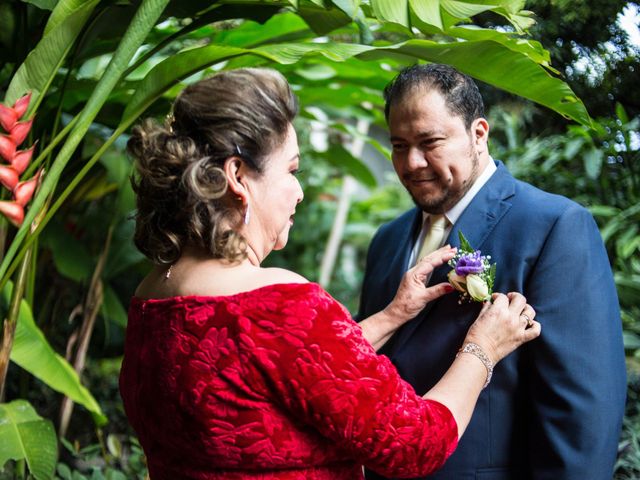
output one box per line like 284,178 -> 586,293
359,64 -> 626,479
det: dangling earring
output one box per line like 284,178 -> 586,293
244,204 -> 250,225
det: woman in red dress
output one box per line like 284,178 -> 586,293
119,68 -> 540,479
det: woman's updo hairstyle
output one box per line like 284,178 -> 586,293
128,68 -> 298,264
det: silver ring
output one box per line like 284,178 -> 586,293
521,313 -> 533,328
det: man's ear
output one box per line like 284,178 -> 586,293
224,156 -> 249,200
472,117 -> 490,153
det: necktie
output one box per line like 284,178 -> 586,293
418,214 -> 448,261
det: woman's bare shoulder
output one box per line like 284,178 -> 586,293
254,267 -> 309,287
134,262 -> 309,300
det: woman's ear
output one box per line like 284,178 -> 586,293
224,156 -> 249,200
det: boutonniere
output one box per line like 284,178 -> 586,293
447,231 -> 496,303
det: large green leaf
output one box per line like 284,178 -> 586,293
44,0 -> 92,35
1,283 -> 106,423
372,0 -> 410,26
291,54 -> 401,90
0,400 -> 57,480
256,41 -> 372,63
321,144 -> 377,188
40,221 -> 93,282
373,0 -> 530,31
298,3 -> 353,35
364,39 -> 592,126
215,11 -> 311,47
101,284 -> 128,328
441,0 -> 496,19
298,84 -> 385,114
468,0 -> 534,33
445,25 -> 552,67
5,0 -> 99,107
410,0 -> 443,29
330,0 -> 359,18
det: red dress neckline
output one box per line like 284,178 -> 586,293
131,281 -> 320,304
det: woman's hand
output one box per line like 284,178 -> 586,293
360,245 -> 457,350
383,245 -> 458,326
464,292 -> 541,364
424,292 -> 540,438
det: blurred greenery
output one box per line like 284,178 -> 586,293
0,0 -> 637,478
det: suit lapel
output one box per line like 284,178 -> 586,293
388,162 -> 516,357
390,208 -> 423,288
446,164 -> 515,256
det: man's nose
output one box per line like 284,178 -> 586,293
406,147 -> 428,170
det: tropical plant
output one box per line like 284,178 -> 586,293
0,400 -> 57,480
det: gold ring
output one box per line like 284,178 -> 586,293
521,313 -> 533,328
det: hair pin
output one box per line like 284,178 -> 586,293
235,145 -> 242,156
166,112 -> 175,133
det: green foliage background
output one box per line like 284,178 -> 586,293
0,0 -> 637,478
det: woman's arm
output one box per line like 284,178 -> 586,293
359,246 -> 456,350
424,293 -> 540,438
244,285 -> 540,478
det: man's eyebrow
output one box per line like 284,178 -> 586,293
390,131 -> 441,142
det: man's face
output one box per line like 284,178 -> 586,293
388,88 -> 488,214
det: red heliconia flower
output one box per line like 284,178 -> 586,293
10,119 -> 33,147
12,145 -> 35,175
0,201 -> 24,227
14,169 -> 42,207
0,104 -> 18,132
0,92 -> 36,227
13,93 -> 31,119
0,165 -> 19,191
0,135 -> 16,162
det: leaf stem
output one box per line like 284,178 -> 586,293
0,245 -> 32,400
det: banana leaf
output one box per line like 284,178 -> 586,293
0,400 -> 57,480
1,282 -> 106,424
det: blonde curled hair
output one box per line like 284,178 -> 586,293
128,68 -> 298,264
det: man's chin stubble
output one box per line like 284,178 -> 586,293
408,187 -> 449,214
410,183 -> 470,214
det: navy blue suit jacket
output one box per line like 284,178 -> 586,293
359,162 -> 626,480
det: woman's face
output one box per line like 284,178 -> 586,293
245,123 -> 304,261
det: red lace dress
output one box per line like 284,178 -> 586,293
119,282 -> 457,479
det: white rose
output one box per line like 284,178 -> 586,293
448,270 -> 467,292
466,274 -> 489,301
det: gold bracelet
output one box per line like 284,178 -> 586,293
456,342 -> 493,389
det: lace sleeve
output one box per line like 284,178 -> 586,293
238,284 -> 458,478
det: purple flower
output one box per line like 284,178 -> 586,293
455,251 -> 484,275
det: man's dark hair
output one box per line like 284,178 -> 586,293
383,64 -> 485,129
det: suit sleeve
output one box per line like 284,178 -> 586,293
243,287 -> 458,478
524,203 -> 626,479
